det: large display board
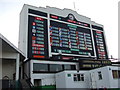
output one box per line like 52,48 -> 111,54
93,30 -> 108,59
27,9 -> 108,59
28,15 -> 48,59
50,20 -> 94,57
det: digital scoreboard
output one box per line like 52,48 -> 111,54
50,20 -> 94,57
27,8 -> 108,60
93,30 -> 108,59
28,9 -> 49,59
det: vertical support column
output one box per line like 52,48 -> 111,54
16,53 -> 20,80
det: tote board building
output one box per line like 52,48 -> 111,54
18,4 -> 117,88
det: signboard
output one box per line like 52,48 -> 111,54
27,8 -> 108,60
28,15 -> 48,59
50,15 -> 94,57
79,59 -> 111,69
93,30 -> 108,59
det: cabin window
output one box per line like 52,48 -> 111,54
64,65 -> 76,70
98,71 -> 103,80
49,64 -> 63,72
73,74 -> 84,81
112,70 -> 118,79
33,63 -> 48,72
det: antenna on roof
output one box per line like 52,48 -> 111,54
73,2 -> 76,11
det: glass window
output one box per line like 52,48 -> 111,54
118,70 -> 120,78
98,71 -> 103,80
73,74 -> 84,81
50,64 -> 63,72
64,65 -> 71,70
71,65 -> 76,70
112,70 -> 118,79
74,74 -> 78,81
80,74 -> 84,81
33,63 -> 48,72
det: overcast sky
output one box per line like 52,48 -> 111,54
0,0 -> 119,59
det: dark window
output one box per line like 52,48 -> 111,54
73,74 -> 84,81
98,71 -> 103,80
34,79 -> 41,86
118,70 -> 120,78
74,74 -> 77,81
80,74 -> 84,81
112,70 -> 118,79
33,63 -> 48,72
64,65 -> 71,70
71,65 -> 76,70
49,64 -> 63,72
92,25 -> 103,31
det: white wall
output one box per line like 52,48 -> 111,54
56,72 -> 66,88
18,5 -> 28,57
89,66 -> 120,89
108,66 -> 120,88
32,59 -> 77,65
56,66 -> 120,89
89,67 -> 110,88
56,71 -> 90,88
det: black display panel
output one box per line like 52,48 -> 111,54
28,9 -> 47,17
50,20 -> 95,57
92,25 -> 103,31
28,15 -> 48,59
79,59 -> 111,69
93,30 -> 108,59
50,14 -> 90,28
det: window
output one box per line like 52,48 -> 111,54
98,71 -> 102,80
64,65 -> 76,70
49,64 -> 63,72
33,63 -> 48,72
34,79 -> 41,86
118,70 -> 120,78
112,70 -> 119,79
73,74 -> 84,81
71,65 -> 76,70
64,65 -> 71,70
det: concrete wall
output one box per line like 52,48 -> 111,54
19,5 -> 28,57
